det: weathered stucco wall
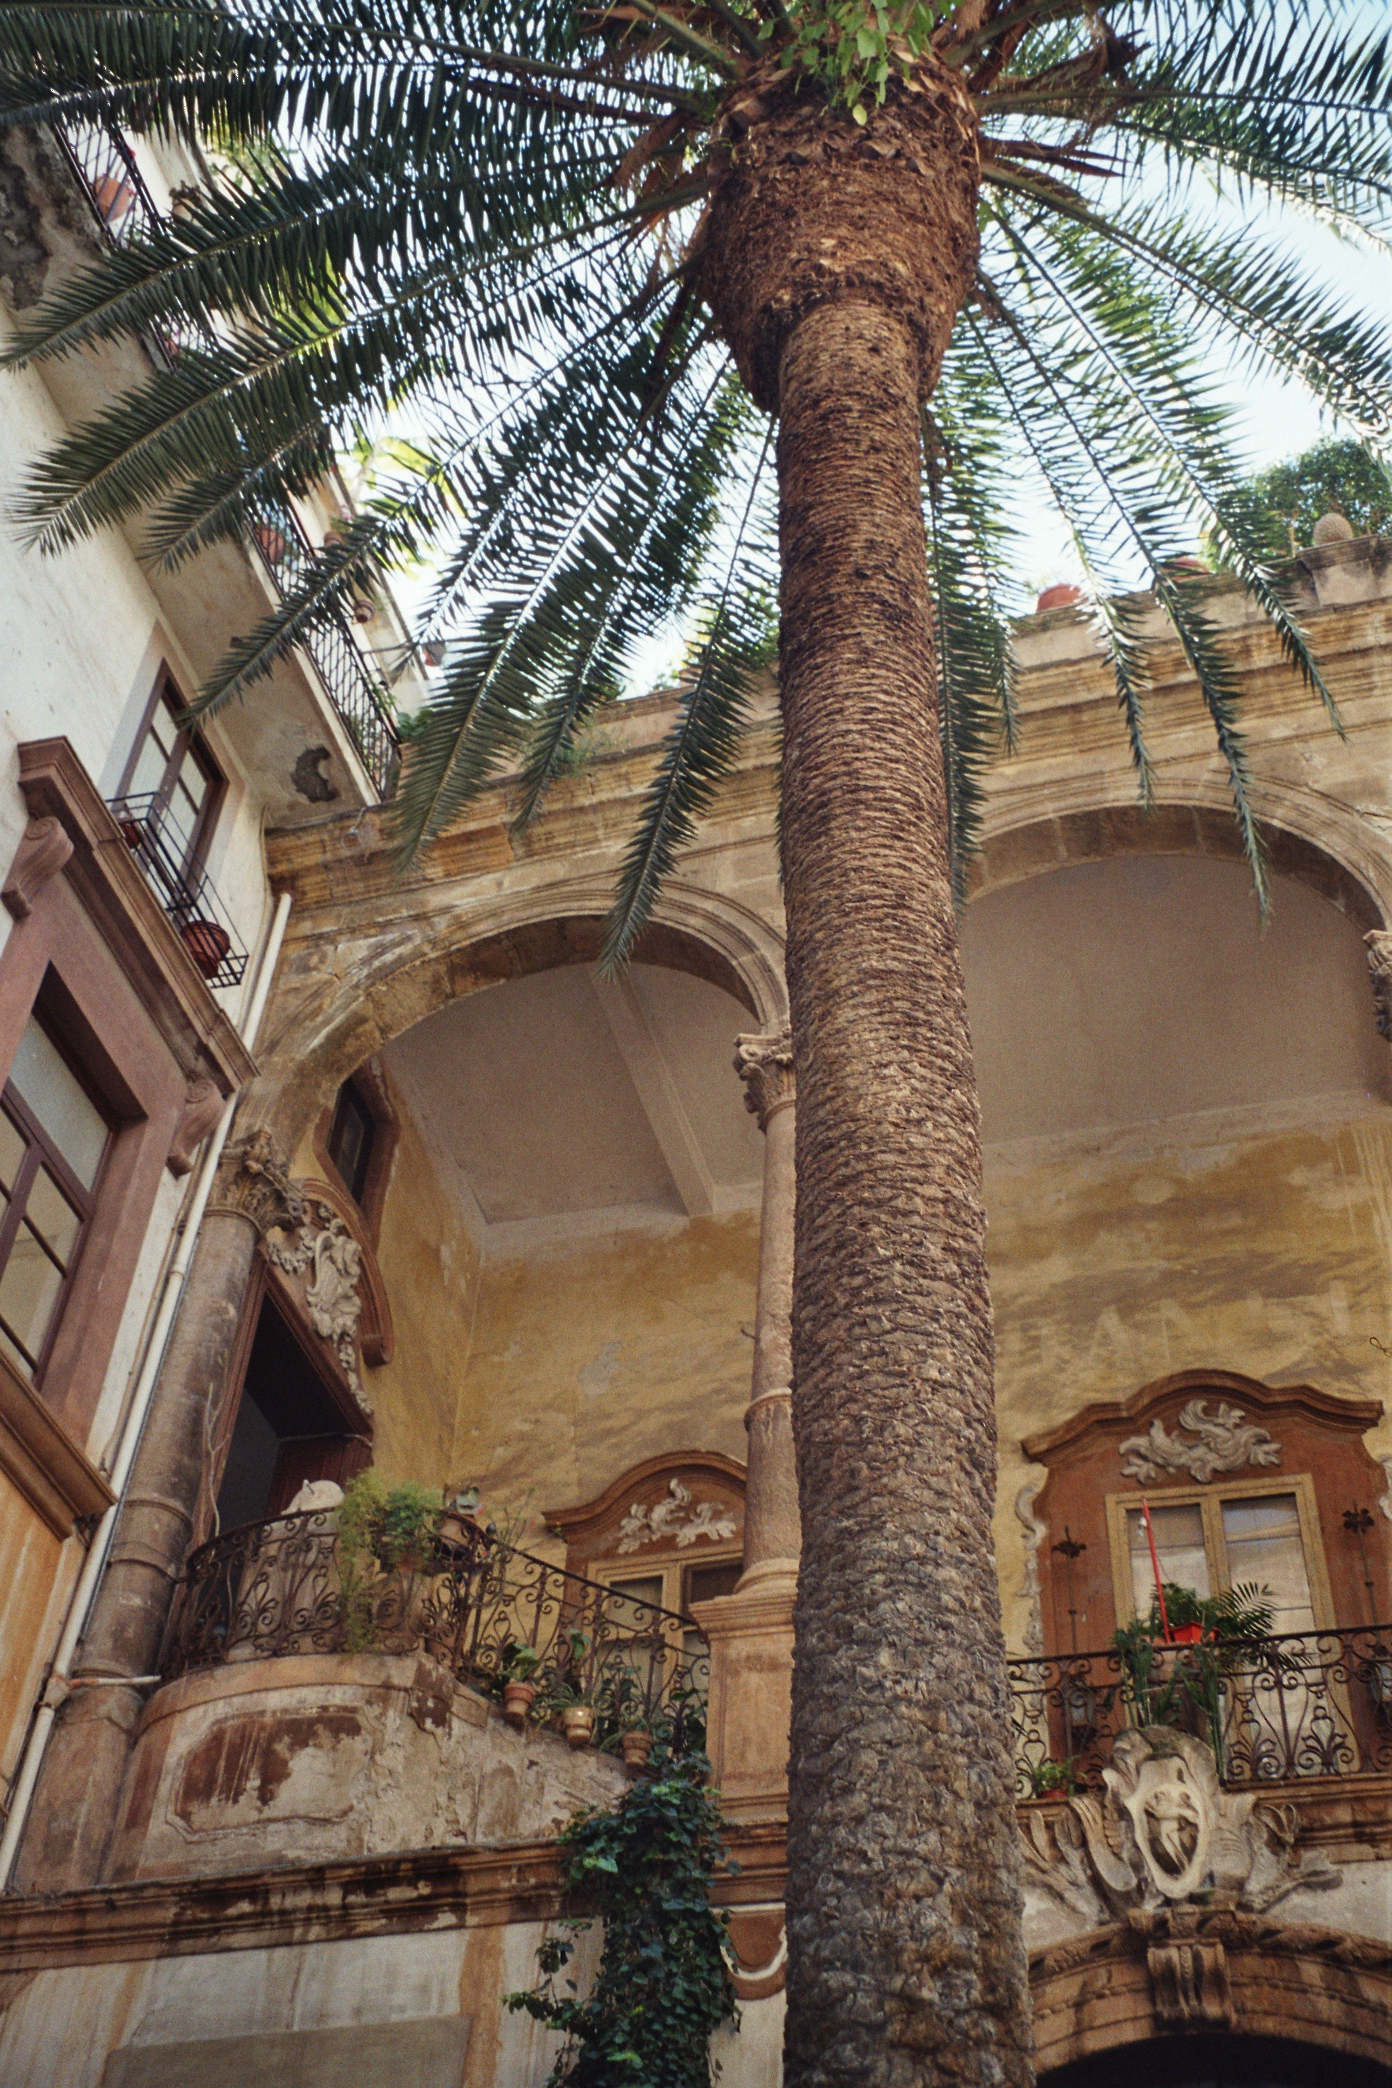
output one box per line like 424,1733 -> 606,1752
989,1103 -> 1392,1650
453,1214 -> 759,1525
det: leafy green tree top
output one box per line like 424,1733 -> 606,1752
1225,437 -> 1392,561
3,2 -> 1391,933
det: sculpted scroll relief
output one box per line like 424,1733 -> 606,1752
267,1201 -> 370,1412
1118,1399 -> 1281,1484
617,1478 -> 738,1553
1021,1726 -> 1338,1929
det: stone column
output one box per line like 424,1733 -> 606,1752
16,1134 -> 302,1891
733,1029 -> 800,1590
688,1030 -> 799,1823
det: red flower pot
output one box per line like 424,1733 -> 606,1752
181,918 -> 231,977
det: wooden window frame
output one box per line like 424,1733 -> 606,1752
592,1548 -> 744,1623
1104,1472 -> 1336,1633
117,671 -> 225,876
0,1041 -> 112,1385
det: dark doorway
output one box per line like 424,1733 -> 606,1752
215,1296 -> 370,1529
1042,2034 -> 1391,2087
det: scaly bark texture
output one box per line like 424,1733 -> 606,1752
703,61 -> 1033,2088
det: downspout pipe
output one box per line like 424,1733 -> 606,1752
0,890 -> 292,1890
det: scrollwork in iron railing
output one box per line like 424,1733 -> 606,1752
162,1513 -> 708,1750
1008,1624 -> 1392,1800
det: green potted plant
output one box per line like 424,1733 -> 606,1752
1113,1581 -> 1278,1772
336,1472 -> 443,1652
1026,1757 -> 1079,1800
555,1629 -> 596,1748
501,1643 -> 541,1729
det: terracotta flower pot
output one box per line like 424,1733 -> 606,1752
181,918 -> 231,977
118,817 -> 144,850
561,1704 -> 596,1750
1171,1624 -> 1207,1645
620,1729 -> 653,1769
502,1680 -> 536,1729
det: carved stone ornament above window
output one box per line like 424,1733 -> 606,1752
617,1477 -> 739,1553
1117,1399 -> 1282,1485
267,1201 -> 368,1407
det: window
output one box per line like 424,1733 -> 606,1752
215,1296 -> 371,1528
119,675 -> 222,873
326,1080 -> 375,1206
1107,1475 -> 1330,1635
0,1015 -> 111,1383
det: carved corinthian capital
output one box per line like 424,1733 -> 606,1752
210,1129 -> 305,1237
733,1029 -> 795,1132
1367,931 -> 1392,1041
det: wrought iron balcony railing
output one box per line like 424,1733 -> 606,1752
107,793 -> 249,989
161,1510 -> 709,1751
56,121 -> 401,801
1009,1627 -> 1392,1799
245,501 -> 400,798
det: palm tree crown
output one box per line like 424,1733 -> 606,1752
3,1 -> 1390,945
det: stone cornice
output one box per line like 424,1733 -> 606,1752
10,740 -> 256,1095
0,1820 -> 788,1972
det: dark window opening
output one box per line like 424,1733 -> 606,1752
682,1560 -> 742,1610
1041,2033 -> 1392,2086
326,1080 -> 375,1206
216,1298 -> 370,1530
0,1013 -> 112,1383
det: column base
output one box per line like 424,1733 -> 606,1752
688,1583 -> 794,1825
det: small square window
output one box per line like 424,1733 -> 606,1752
326,1080 -> 376,1206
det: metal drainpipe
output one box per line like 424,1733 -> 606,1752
0,890 -> 292,1890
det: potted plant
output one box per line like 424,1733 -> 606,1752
1026,1757 -> 1078,1800
437,1484 -> 486,1554
335,1473 -> 442,1652
181,917 -> 231,977
501,1643 -> 541,1728
1113,1581 -> 1278,1772
559,1694 -> 597,1750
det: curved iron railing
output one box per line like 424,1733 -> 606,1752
1008,1626 -> 1392,1799
162,1511 -> 707,1748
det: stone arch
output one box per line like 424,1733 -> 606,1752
968,797 -> 1387,932
253,877 -> 788,1149
1030,1916 -> 1392,2078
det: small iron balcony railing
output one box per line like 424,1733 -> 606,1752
107,794 -> 249,989
161,1510 -> 709,1751
245,500 -> 400,799
1009,1626 -> 1392,1799
56,121 -> 400,801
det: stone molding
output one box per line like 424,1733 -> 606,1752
1366,929 -> 1392,1041
266,1199 -> 369,1406
733,1029 -> 795,1131
1117,1397 -> 1282,1484
1030,1908 -> 1392,2074
1,814 -> 72,920
0,1819 -> 789,1973
206,1131 -> 305,1239
166,1080 -> 227,1179
0,1345 -> 114,1539
286,1175 -> 393,1368
9,739 -> 255,1094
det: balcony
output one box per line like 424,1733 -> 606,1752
1009,1626 -> 1392,1797
107,793 -> 249,989
160,1508 -> 709,1749
58,120 -> 402,801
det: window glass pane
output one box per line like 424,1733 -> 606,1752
1127,1501 -> 1211,1617
127,731 -> 171,799
684,1560 -> 741,1609
1221,1493 -> 1315,1634
608,1575 -> 665,1614
327,1083 -> 374,1204
0,1224 -> 64,1371
24,1167 -> 82,1268
0,1112 -> 26,1198
8,1020 -> 108,1189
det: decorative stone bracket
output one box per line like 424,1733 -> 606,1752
1021,1726 -> 1340,1929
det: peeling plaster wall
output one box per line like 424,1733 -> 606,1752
453,1214 -> 759,1526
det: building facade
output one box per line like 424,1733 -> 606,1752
0,117 -> 1390,2088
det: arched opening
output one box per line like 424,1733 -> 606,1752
1042,2032 -> 1392,2086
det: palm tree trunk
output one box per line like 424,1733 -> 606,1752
774,295 -> 1032,2088
701,59 -> 1031,2083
